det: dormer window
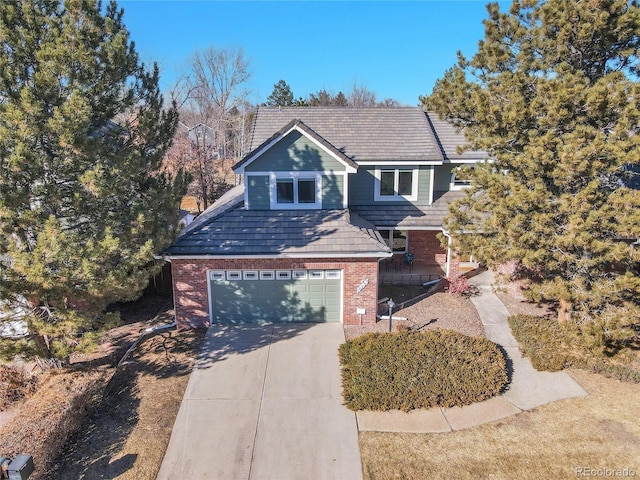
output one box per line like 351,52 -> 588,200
297,178 -> 316,203
270,172 -> 322,209
276,179 -> 294,203
374,167 -> 418,201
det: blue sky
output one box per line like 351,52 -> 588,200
119,1 -> 505,106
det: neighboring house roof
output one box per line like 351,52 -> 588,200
351,191 -> 465,229
248,107 -> 444,163
88,119 -> 125,139
234,119 -> 358,173
164,187 -> 391,258
425,113 -> 488,163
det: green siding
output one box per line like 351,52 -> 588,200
417,167 -> 432,204
246,131 -> 346,172
348,166 -> 432,206
247,175 -> 270,210
348,167 -> 375,205
434,164 -> 456,192
322,175 -> 344,209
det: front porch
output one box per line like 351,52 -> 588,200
379,259 -> 445,286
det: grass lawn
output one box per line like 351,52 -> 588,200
359,369 -> 640,479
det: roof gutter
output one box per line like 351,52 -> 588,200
161,252 -> 393,260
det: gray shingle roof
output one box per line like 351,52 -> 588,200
165,109 -> 484,258
425,112 -> 488,162
164,197 -> 391,257
249,107 -> 444,162
351,191 -> 465,229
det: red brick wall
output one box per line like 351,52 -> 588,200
408,230 -> 447,268
171,257 -> 380,328
448,255 -> 460,279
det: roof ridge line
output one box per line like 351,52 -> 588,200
423,111 -> 447,162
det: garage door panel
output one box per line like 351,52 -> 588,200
294,284 -> 310,294
211,280 -> 288,323
308,284 -> 326,294
210,270 -> 341,324
325,284 -> 341,294
307,298 -> 324,308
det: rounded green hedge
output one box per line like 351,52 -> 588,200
339,330 -> 508,411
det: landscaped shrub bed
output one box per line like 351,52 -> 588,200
507,315 -> 569,371
508,314 -> 640,383
339,330 -> 508,412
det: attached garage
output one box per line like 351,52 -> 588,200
207,269 -> 342,324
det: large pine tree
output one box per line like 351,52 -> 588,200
425,0 -> 640,329
0,0 -> 186,357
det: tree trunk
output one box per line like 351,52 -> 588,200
558,298 -> 572,323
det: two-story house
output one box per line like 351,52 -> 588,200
163,107 -> 486,327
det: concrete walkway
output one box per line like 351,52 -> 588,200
357,270 -> 588,433
157,323 -> 362,480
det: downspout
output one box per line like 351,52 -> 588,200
442,230 -> 452,279
145,321 -> 176,333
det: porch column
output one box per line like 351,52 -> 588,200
444,232 -> 461,279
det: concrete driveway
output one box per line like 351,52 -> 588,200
157,323 -> 363,480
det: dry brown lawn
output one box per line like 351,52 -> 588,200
360,364 -> 640,480
361,286 -> 640,479
1,292 -> 205,480
44,328 -> 206,480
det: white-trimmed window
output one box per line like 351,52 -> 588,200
292,270 -> 308,279
243,271 -> 259,280
374,167 -> 418,201
260,270 -> 275,280
270,172 -> 322,209
381,230 -> 408,253
276,270 -> 292,280
450,167 -> 472,190
309,270 -> 324,280
209,270 -> 225,281
226,271 -> 242,281
325,270 -> 341,279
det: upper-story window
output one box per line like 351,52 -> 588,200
450,167 -> 473,190
374,167 -> 418,201
271,172 -> 321,209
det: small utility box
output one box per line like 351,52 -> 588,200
7,455 -> 34,480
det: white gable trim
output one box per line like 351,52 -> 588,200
442,158 -> 486,164
234,124 -> 357,174
357,160 -> 442,166
429,165 -> 435,205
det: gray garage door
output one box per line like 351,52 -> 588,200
208,269 -> 342,324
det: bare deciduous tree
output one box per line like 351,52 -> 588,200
165,46 -> 253,209
190,46 -> 251,158
348,82 -> 377,107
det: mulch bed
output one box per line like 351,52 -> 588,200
344,291 -> 485,340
